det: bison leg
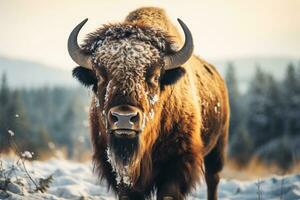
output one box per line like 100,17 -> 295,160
204,131 -> 227,200
157,182 -> 184,200
118,188 -> 144,200
118,192 -> 144,200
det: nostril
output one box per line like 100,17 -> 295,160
130,113 -> 139,124
110,112 -> 119,123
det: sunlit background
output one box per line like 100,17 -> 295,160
0,0 -> 300,179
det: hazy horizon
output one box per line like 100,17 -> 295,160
0,0 -> 300,69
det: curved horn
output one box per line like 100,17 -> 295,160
68,18 -> 92,69
164,19 -> 194,70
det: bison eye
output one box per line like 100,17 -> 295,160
149,75 -> 160,86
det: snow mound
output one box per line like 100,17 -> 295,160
0,159 -> 299,200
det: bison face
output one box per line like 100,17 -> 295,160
74,39 -> 182,162
68,19 -> 193,163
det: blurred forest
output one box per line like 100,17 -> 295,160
0,75 -> 91,160
0,62 -> 300,171
227,62 -> 300,171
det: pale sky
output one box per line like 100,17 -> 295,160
0,0 -> 299,70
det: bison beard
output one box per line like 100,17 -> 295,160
109,134 -> 139,163
68,6 -> 229,200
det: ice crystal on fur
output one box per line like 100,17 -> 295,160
93,38 -> 160,97
83,24 -> 171,54
106,147 -> 132,187
104,80 -> 112,105
214,106 -> 218,113
149,109 -> 155,119
149,94 -> 159,105
141,113 -> 148,130
95,98 -> 100,108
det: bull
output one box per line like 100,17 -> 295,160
68,7 -> 229,200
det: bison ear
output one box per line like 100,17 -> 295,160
72,66 -> 97,87
161,67 -> 186,86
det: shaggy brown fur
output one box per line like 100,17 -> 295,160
75,7 -> 229,200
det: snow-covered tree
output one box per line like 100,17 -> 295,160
265,75 -> 284,138
246,66 -> 271,148
0,73 -> 30,152
282,63 -> 300,136
225,62 -> 243,140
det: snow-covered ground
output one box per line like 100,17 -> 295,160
0,159 -> 300,200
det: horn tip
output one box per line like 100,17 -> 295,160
177,18 -> 185,27
82,18 -> 88,25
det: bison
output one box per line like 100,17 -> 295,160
68,7 -> 229,200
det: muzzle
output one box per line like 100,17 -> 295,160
108,105 -> 143,138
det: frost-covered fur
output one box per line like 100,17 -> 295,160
82,23 -> 175,55
94,38 -> 160,96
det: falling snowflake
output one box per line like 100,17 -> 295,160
78,136 -> 85,143
82,120 -> 89,127
8,130 -> 15,136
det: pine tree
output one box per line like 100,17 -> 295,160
225,62 -> 242,140
57,98 -> 82,158
0,73 -> 10,151
225,63 -> 255,164
8,90 -> 31,149
0,73 -> 9,104
265,75 -> 284,138
0,74 -> 31,152
282,63 -> 300,136
247,66 -> 270,148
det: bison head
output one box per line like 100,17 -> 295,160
68,19 -> 193,166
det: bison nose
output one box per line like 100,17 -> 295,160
108,105 -> 142,134
111,111 -> 139,126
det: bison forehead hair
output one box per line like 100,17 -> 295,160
79,24 -> 178,101
81,24 -> 174,54
94,38 -> 160,94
